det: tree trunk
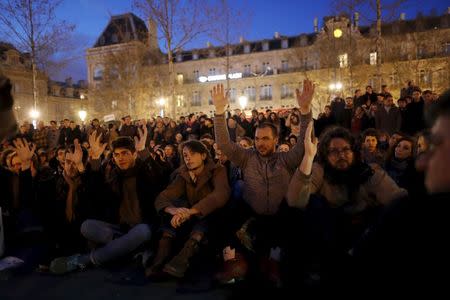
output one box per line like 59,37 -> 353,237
28,0 -> 38,111
376,0 -> 382,91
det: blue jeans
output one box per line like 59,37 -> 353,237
80,219 -> 152,265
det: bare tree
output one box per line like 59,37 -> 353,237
0,0 -> 75,111
134,0 -> 215,117
331,0 -> 408,90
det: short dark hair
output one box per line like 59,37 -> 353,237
426,88 -> 450,126
422,90 -> 432,95
361,128 -> 379,142
179,140 -> 211,164
50,120 -> 57,125
112,137 -> 136,153
200,133 -> 213,140
383,93 -> 393,99
256,122 -> 278,138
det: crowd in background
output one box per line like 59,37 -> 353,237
0,78 -> 449,295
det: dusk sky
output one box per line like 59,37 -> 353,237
51,0 -> 448,82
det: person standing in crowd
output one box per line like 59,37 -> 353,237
0,75 -> 16,141
32,121 -> 48,150
404,88 -> 426,135
342,97 -> 354,129
119,115 -> 137,138
375,94 -> 402,135
47,121 -> 60,150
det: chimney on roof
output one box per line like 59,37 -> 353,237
400,13 -> 406,20
274,32 -> 280,39
313,17 -> 318,33
239,36 -> 244,43
354,12 -> 359,27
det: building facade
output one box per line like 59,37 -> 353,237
0,42 -> 88,123
86,11 -> 450,120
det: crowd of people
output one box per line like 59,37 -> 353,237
0,74 -> 449,295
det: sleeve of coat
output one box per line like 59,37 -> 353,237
154,174 -> 186,213
366,166 -> 408,205
214,113 -> 250,168
192,165 -> 231,217
281,112 -> 312,171
286,162 -> 323,209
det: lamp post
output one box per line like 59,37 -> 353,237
157,98 -> 166,117
78,110 -> 87,123
238,95 -> 248,110
29,109 -> 40,128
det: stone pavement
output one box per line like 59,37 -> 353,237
0,268 -> 233,300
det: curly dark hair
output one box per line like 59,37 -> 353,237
318,126 -> 359,165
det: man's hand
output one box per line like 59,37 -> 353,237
211,84 -> 229,115
296,79 -> 315,114
66,139 -> 85,172
165,206 -> 190,216
88,131 -> 107,160
13,138 -> 35,170
304,121 -> 318,159
134,126 -> 147,152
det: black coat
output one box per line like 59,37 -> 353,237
91,150 -> 170,227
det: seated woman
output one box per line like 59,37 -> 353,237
146,140 -> 230,278
384,137 -> 425,196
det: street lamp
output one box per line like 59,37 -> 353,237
78,110 -> 87,122
157,97 -> 166,117
238,95 -> 248,109
333,28 -> 343,39
29,109 -> 40,128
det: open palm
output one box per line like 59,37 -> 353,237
296,79 -> 315,114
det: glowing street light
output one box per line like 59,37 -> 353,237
78,110 -> 87,122
333,28 -> 343,38
158,98 -> 166,106
329,82 -> 343,91
29,109 -> 40,119
238,95 -> 248,109
157,97 -> 166,117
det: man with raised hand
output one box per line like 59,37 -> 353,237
211,80 -> 314,286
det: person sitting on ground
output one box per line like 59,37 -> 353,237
146,140 -> 230,278
49,127 -> 170,274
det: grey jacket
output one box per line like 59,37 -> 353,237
214,112 -> 311,215
287,163 -> 408,214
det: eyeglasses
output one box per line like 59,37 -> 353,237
328,147 -> 353,157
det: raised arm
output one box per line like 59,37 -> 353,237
286,122 -> 320,209
212,84 -> 249,168
281,79 -> 314,169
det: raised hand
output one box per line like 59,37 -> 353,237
134,125 -> 147,151
211,84 -> 229,115
304,121 -> 318,159
296,79 -> 315,114
88,131 -> 107,160
13,138 -> 36,163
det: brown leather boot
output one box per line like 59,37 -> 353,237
145,235 -> 173,278
163,238 -> 200,278
215,252 -> 249,284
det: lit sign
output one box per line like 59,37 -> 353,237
198,72 -> 242,83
